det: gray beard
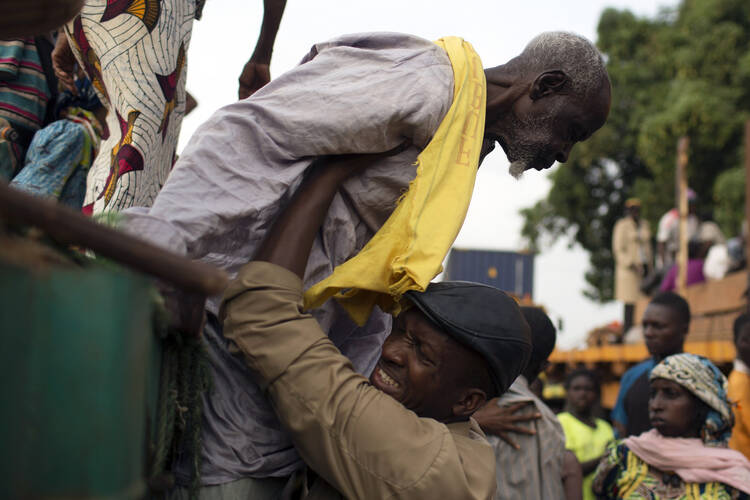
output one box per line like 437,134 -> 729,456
501,103 -> 563,179
508,161 -> 526,179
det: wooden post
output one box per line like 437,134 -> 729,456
745,121 -> 750,312
676,137 -> 689,294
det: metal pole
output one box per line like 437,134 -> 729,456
0,182 -> 228,296
676,136 -> 689,294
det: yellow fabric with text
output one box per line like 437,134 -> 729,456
303,37 -> 486,325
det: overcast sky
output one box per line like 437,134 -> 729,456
180,0 -> 677,349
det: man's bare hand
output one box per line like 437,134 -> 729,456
238,60 -> 271,100
472,400 -> 541,450
52,34 -> 78,94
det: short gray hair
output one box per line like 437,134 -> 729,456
521,31 -> 608,98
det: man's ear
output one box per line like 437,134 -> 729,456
529,70 -> 569,100
451,388 -> 488,419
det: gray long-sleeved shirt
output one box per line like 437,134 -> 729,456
486,376 -> 566,500
122,32 -> 454,483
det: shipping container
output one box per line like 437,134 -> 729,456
444,248 -> 534,299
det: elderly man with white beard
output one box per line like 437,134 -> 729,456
122,30 -> 610,498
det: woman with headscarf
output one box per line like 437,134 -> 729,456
592,353 -> 750,499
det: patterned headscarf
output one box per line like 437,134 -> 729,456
650,353 -> 733,446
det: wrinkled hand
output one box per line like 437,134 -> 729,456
52,34 -> 78,94
238,60 -> 271,100
472,400 -> 541,450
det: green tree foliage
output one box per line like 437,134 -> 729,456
713,165 -> 745,236
520,0 -> 750,301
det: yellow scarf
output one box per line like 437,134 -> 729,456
303,37 -> 486,325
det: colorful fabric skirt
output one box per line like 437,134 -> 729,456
64,0 -> 195,214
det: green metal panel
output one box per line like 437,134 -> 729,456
0,262 -> 155,499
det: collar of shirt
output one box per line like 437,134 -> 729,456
447,419 -> 473,439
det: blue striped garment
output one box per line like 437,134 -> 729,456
0,38 -> 50,136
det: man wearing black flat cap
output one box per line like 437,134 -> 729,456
219,152 -> 532,499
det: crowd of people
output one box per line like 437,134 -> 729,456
4,3 -> 750,499
612,194 -> 746,334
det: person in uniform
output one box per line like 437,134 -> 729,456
612,198 -> 652,333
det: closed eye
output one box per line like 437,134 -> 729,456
406,331 -> 435,366
404,330 -> 416,345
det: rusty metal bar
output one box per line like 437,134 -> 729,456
0,182 -> 228,296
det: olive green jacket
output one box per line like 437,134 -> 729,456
221,261 -> 496,499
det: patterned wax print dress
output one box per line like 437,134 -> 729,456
64,0 -> 200,214
592,442 -> 749,499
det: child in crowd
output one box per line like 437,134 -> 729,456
558,369 -> 614,500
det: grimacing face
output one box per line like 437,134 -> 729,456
369,309 -> 481,421
649,378 -> 702,438
485,81 -> 610,178
642,304 -> 687,358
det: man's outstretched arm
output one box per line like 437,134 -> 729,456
221,151 -> 494,499
238,0 -> 287,99
253,154 -> 374,276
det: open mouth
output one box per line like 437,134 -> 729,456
372,363 -> 401,396
377,367 -> 399,387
